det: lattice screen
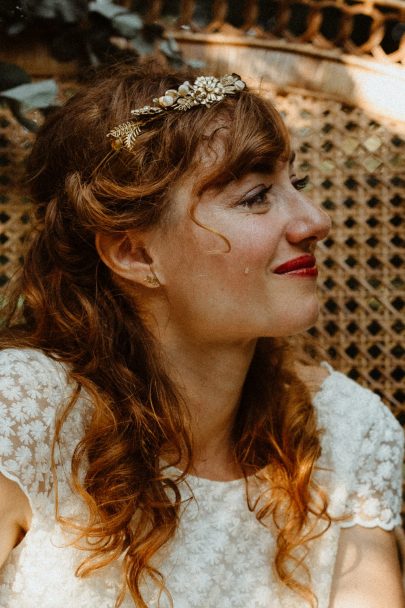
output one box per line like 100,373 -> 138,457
0,87 -> 403,421
0,109 -> 33,292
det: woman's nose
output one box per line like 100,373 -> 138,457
285,195 -> 331,245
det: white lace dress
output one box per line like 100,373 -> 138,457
0,348 -> 403,608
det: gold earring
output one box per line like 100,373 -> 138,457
144,274 -> 160,287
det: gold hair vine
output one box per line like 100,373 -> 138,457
107,73 -> 246,152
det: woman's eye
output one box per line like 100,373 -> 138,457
238,185 -> 272,209
291,175 -> 309,191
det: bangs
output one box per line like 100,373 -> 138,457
192,92 -> 291,196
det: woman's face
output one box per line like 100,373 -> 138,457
148,156 -> 331,344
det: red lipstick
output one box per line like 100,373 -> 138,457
273,254 -> 317,277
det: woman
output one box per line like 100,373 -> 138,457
0,65 -> 403,608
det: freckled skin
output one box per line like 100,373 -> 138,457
148,162 -> 331,344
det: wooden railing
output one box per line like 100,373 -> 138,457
130,0 -> 405,65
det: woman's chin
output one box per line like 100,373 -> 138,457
265,299 -> 320,338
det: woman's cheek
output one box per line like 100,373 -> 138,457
232,230 -> 278,274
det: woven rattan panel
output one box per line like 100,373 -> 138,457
0,108 -> 33,294
0,89 -> 403,418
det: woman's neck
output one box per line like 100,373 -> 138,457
160,334 -> 257,480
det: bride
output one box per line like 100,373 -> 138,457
0,65 -> 403,607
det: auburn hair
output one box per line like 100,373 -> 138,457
1,63 -> 331,607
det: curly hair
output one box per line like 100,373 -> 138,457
1,63 -> 331,607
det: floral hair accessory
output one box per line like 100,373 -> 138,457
107,73 -> 246,151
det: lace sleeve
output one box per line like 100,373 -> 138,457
341,393 -> 404,530
0,348 -> 69,511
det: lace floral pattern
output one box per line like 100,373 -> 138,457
0,349 -> 403,608
316,362 -> 403,530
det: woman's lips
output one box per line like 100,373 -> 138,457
273,254 -> 317,277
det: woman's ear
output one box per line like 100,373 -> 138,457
95,232 -> 160,288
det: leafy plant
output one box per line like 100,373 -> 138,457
0,1 -> 203,128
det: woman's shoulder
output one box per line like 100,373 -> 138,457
296,360 -> 402,438
301,361 -> 403,446
0,346 -> 73,406
0,347 -> 84,505
307,363 -> 404,530
0,345 -> 60,367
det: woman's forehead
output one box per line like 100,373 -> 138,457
171,151 -> 295,211
189,144 -> 295,195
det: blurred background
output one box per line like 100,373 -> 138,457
0,0 -> 404,531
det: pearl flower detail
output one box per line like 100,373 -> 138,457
107,73 -> 246,150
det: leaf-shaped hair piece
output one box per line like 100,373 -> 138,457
107,73 -> 246,151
